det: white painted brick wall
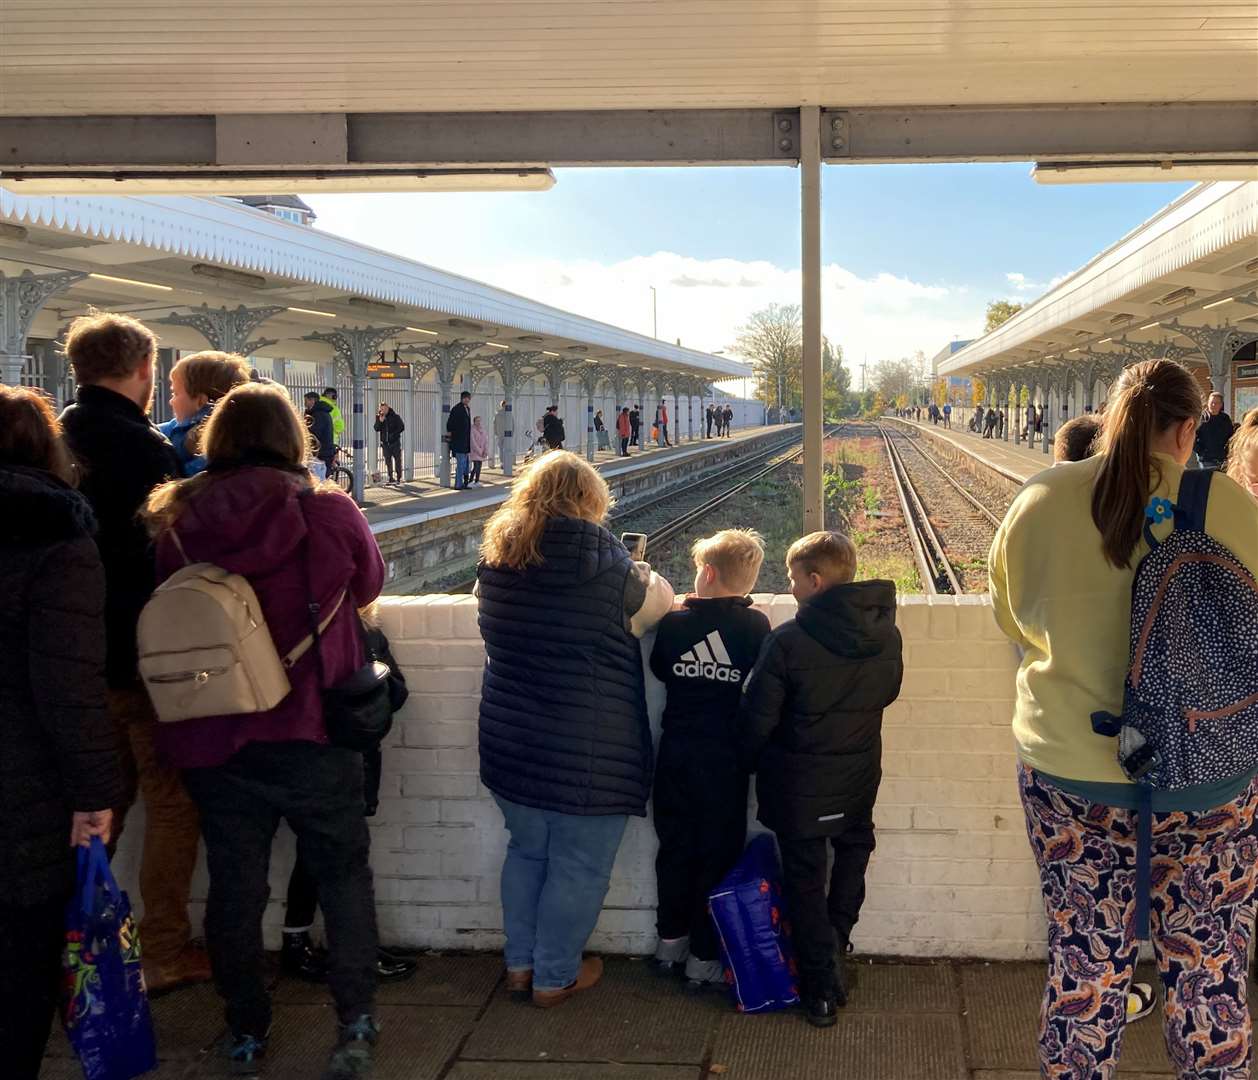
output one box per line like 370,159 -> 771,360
116,592 -> 1040,960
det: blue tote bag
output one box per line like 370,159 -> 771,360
708,833 -> 800,1013
62,837 -> 158,1080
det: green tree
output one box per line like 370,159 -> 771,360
985,300 -> 1024,333
822,339 -> 851,418
731,303 -> 801,412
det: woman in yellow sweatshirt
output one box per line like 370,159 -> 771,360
990,359 -> 1258,1080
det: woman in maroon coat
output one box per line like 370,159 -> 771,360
146,382 -> 385,1079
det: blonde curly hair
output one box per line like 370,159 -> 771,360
1226,407 -> 1258,497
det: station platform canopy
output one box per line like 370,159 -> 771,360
938,181 -> 1258,412
0,189 -> 746,383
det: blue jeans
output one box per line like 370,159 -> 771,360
493,795 -> 628,991
454,451 -> 470,488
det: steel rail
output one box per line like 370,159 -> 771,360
883,424 -> 1003,529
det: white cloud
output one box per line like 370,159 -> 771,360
436,250 -> 984,377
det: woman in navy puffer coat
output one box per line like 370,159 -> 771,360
477,451 -> 673,1008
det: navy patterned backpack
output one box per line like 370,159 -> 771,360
1091,468 -> 1258,936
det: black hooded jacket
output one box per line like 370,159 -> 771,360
306,399 -> 335,458
0,467 -> 124,905
738,581 -> 902,838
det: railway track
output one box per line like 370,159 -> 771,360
447,428 -> 809,591
876,422 -> 1003,594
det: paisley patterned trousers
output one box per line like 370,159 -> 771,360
1020,765 -> 1258,1080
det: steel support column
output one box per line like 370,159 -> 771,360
1,268 -> 87,385
304,324 -> 406,503
801,105 -> 823,531
405,341 -> 485,488
474,351 -> 539,478
1165,321 -> 1258,410
157,303 -> 285,355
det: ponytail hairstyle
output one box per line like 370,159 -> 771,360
1225,407 -> 1258,496
480,450 -> 611,570
1091,359 -> 1202,568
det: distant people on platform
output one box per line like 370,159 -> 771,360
446,390 -> 473,489
158,351 -> 250,477
58,312 -> 208,997
983,407 -> 998,439
928,403 -> 939,425
942,402 -> 952,428
650,529 -> 770,991
477,451 -> 674,1007
723,404 -> 734,437
630,404 -> 642,447
305,391 -> 337,478
1053,414 -> 1102,464
594,409 -> 610,451
655,401 -> 671,447
0,386 -> 124,1078
1195,391 -> 1234,470
321,387 -> 346,446
469,416 -> 488,487
542,404 -> 566,450
493,401 -> 510,469
1226,408 -> 1258,498
145,382 -> 386,1077
374,402 -> 406,485
739,531 -> 903,1027
706,403 -> 716,438
990,359 -> 1258,1077
617,406 -> 632,456
970,405 -> 984,434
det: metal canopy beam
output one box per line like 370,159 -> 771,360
2,103 -> 1255,178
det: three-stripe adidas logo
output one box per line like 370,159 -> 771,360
673,631 -> 743,682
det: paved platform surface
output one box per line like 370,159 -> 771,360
41,955 -> 1197,1079
362,425 -> 794,530
892,418 -> 1054,485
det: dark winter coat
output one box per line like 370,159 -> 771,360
306,400 -> 336,460
542,412 -> 565,449
0,467 -> 124,905
477,517 -> 653,816
446,401 -> 472,454
649,596 -> 771,740
60,385 -> 180,688
153,466 -> 385,769
738,581 -> 903,838
1195,411 -> 1235,465
374,409 -> 405,448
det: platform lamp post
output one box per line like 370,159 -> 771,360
303,325 -> 407,504
0,268 -> 87,387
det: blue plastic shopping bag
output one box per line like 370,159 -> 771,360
62,837 -> 157,1080
708,833 -> 800,1013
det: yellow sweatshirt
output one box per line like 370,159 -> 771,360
988,453 -> 1258,785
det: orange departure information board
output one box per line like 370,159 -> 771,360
367,362 -> 412,380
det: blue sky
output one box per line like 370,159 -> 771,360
307,165 -> 1191,371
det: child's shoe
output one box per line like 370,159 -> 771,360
225,1031 -> 269,1076
322,1015 -> 378,1080
682,956 -> 725,994
803,995 -> 838,1028
1127,982 -> 1155,1021
652,936 -> 690,978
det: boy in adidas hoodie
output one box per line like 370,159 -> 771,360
649,529 -> 771,990
738,531 -> 902,1027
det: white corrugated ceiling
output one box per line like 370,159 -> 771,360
2,1 -> 1256,115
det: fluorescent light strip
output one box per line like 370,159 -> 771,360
1068,347 -> 1080,353
541,350 -> 560,357
1097,337 -> 1112,345
288,306 -> 337,318
405,326 -> 439,335
88,272 -> 172,291
485,341 -> 510,350
1203,296 -> 1235,310
1140,321 -> 1161,330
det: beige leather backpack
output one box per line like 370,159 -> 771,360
138,561 -> 344,723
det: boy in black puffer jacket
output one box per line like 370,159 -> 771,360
649,529 -> 771,990
738,531 -> 902,1027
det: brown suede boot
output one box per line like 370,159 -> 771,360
532,957 -> 603,1008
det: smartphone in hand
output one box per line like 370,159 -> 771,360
621,532 -> 648,561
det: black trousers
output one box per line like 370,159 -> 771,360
382,441 -> 402,481
619,436 -> 630,456
630,425 -> 640,446
776,811 -> 875,997
0,899 -> 64,1079
183,741 -> 377,1036
469,459 -> 483,483
652,733 -> 748,961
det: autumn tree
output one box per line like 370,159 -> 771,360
985,300 -> 1024,333
731,303 -> 801,412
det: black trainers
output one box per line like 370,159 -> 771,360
322,1015 -> 379,1080
803,995 -> 838,1028
226,1032 -> 269,1076
281,930 -> 329,983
